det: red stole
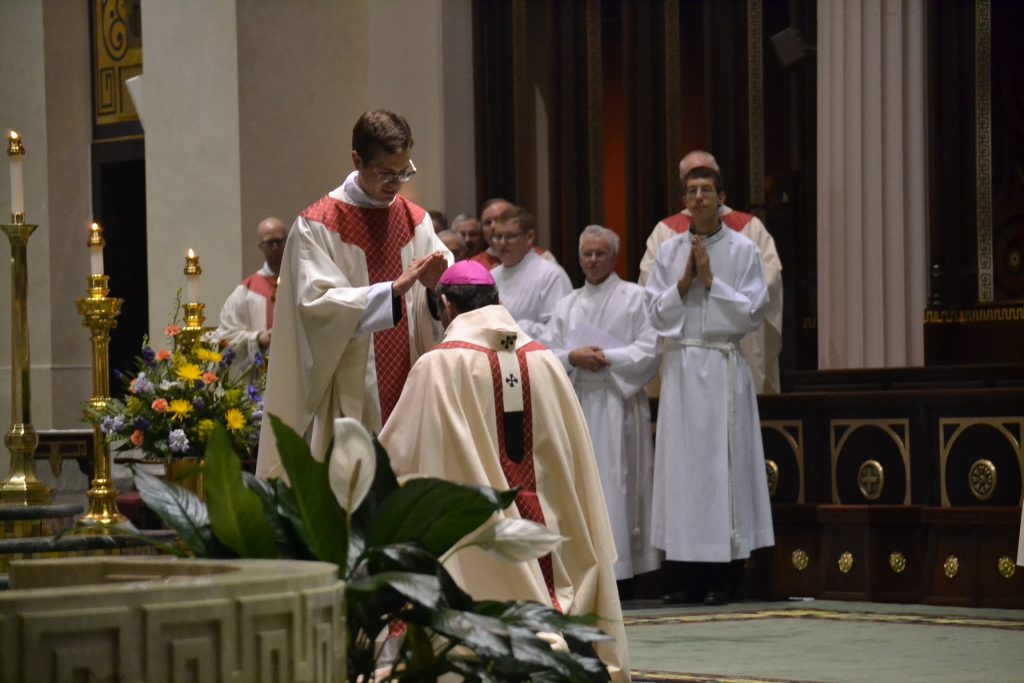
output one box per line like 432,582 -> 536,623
436,339 -> 563,612
663,209 -> 753,234
301,194 -> 425,424
241,272 -> 276,329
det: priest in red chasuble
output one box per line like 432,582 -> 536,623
379,260 -> 630,682
257,110 -> 450,478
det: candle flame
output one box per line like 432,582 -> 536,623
90,222 -> 101,233
187,248 -> 196,259
9,131 -> 18,141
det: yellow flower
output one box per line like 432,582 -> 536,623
224,388 -> 243,407
175,363 -> 202,382
225,408 -> 246,432
126,396 -> 144,413
168,399 -> 193,420
194,347 -> 222,363
196,419 -> 216,442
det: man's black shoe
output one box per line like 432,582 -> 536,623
703,591 -> 730,606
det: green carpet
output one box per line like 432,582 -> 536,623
622,600 -> 1024,682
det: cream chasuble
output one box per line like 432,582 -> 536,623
256,174 -> 450,479
379,304 -> 630,682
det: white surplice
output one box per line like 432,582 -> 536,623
545,274 -> 662,580
492,250 -> 572,340
639,205 -> 783,394
379,305 -> 630,682
256,173 -> 451,479
646,226 -> 775,562
216,263 -> 274,375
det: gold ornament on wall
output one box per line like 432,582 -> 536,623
838,551 -> 854,574
997,556 -> 1015,579
766,459 -> 779,498
857,460 -> 885,500
889,551 -> 907,574
968,459 -> 997,501
791,549 -> 809,571
943,555 -> 960,579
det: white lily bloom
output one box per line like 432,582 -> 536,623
328,417 -> 376,513
471,517 -> 564,563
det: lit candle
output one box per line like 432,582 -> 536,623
184,248 -> 201,303
8,131 -> 24,218
88,222 -> 104,275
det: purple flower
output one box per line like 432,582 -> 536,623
253,351 -> 264,367
100,417 -> 115,434
140,347 -> 156,364
134,416 -> 151,431
220,347 -> 236,366
168,429 -> 190,454
247,384 -> 262,404
192,395 -> 206,410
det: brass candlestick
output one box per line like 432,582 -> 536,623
178,250 -> 207,353
0,215 -> 51,504
76,261 -> 127,526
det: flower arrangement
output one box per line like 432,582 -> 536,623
89,321 -> 265,462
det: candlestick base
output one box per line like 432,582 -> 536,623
0,425 -> 50,505
178,302 -> 209,353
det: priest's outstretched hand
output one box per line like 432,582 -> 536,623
393,251 -> 448,296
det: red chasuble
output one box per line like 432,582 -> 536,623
663,209 -> 754,234
241,272 -> 277,330
301,195 -> 425,424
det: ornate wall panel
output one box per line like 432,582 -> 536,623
939,418 -> 1023,507
761,419 -> 804,503
92,0 -> 142,129
830,419 -> 911,505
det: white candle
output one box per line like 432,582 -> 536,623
8,131 -> 24,217
89,222 -> 104,275
185,248 -> 200,302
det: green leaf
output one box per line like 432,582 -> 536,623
346,570 -> 442,609
349,438 -> 400,531
243,472 -> 313,559
204,423 -> 277,558
270,414 -> 348,568
367,478 -> 517,557
133,465 -> 212,556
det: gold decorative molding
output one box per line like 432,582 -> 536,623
92,0 -> 143,127
889,552 -> 907,574
857,460 -> 885,501
838,551 -> 854,574
830,419 -> 910,505
765,459 -> 779,498
791,549 -> 809,572
761,420 -> 804,503
747,0 -> 765,223
968,459 -> 997,501
975,0 -> 993,303
997,556 -> 1015,579
944,555 -> 960,579
938,418 -> 1024,507
924,306 -> 1024,324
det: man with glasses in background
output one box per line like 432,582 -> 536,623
490,205 -> 571,339
256,110 -> 451,480
217,216 -> 289,373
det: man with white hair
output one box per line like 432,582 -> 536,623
545,225 -> 662,585
639,150 -> 783,394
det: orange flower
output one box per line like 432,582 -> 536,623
156,349 -> 172,361
165,324 -> 182,337
151,398 -> 169,412
130,429 -> 144,446
201,371 -> 218,385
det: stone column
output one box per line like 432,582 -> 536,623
817,0 -> 927,368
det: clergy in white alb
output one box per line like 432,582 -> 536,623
217,216 -> 288,375
472,198 -> 560,271
490,206 -> 572,339
545,225 -> 662,581
256,111 -> 450,479
639,150 -> 783,394
379,261 -> 630,682
645,166 -> 775,568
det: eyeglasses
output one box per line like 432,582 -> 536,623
259,238 -> 285,250
491,232 -> 525,244
375,160 -> 417,185
685,185 -> 718,198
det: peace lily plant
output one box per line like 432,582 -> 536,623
111,415 -> 613,682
